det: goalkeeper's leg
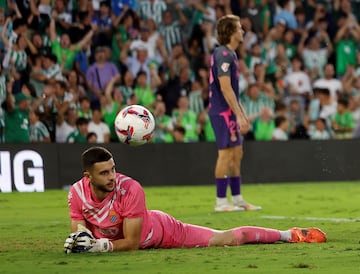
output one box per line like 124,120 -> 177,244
170,224 -> 282,248
148,211 -> 322,248
206,226 -> 282,246
210,226 -> 326,246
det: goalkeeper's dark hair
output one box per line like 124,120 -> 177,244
82,146 -> 113,171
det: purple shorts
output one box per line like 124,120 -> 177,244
209,113 -> 243,149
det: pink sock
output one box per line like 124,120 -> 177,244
231,226 -> 281,244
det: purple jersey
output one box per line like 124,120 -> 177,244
208,45 -> 239,116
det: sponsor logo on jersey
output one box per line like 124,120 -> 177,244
98,226 -> 120,238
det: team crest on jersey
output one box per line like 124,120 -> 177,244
109,210 -> 118,223
221,62 -> 230,72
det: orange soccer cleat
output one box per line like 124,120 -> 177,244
290,227 -> 327,243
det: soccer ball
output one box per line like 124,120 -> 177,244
114,105 -> 155,146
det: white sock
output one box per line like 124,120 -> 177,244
279,230 -> 292,242
232,194 -> 244,204
216,197 -> 229,206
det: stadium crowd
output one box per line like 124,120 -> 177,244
1,0 -> 360,144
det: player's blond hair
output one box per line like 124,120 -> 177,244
216,14 -> 240,46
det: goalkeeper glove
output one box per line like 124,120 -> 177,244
64,224 -> 113,254
64,232 -> 78,254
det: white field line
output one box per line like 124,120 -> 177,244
260,215 -> 360,223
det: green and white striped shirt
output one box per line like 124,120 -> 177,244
119,85 -> 134,104
188,90 -> 204,115
138,0 -> 167,25
2,30 -> 18,69
240,92 -> 275,119
0,74 -> 7,128
41,64 -> 64,80
29,121 -> 50,142
42,34 -> 52,48
158,21 -> 181,55
10,50 -> 27,71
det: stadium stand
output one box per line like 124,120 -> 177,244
1,0 -> 360,144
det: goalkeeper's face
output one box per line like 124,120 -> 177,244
87,158 -> 116,194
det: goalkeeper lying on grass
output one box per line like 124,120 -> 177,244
64,146 -> 327,253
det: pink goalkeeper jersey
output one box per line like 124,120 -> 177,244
68,173 -> 215,249
68,173 -> 153,245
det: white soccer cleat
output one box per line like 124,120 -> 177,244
233,201 -> 262,211
214,203 -> 245,212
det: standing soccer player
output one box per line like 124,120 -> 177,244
209,15 -> 261,212
64,146 -> 326,254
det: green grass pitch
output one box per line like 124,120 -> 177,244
0,182 -> 359,274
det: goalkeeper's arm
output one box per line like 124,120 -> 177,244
111,217 -> 143,251
65,217 -> 143,253
70,219 -> 86,233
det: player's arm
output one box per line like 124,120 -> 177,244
70,219 -> 86,232
219,75 -> 250,134
67,214 -> 143,252
65,217 -> 142,253
111,217 -> 143,251
71,28 -> 94,52
219,75 -> 248,118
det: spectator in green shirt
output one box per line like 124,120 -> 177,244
66,117 -> 89,143
0,64 -> 7,143
172,95 -> 199,142
240,83 -> 275,136
134,70 -> 156,111
334,14 -> 359,77
153,100 -> 174,143
198,108 -> 216,142
77,97 -> 93,120
253,107 -> 275,141
29,108 -> 51,142
49,11 -> 94,73
332,98 -> 355,139
4,91 -> 31,143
